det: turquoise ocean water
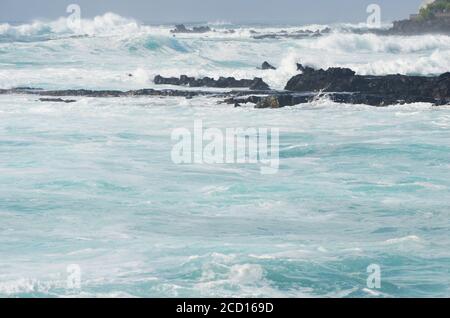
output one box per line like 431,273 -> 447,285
0,14 -> 449,297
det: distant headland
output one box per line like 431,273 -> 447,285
389,0 -> 450,34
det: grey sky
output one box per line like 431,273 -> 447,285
0,0 -> 424,24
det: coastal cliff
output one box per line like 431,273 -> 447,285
388,0 -> 450,34
390,16 -> 450,34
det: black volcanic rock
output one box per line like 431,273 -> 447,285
260,61 -> 276,70
4,65 -> 449,109
285,65 -> 450,105
287,65 -> 356,92
39,98 -> 76,103
170,24 -> 212,34
249,78 -> 270,90
252,27 -> 330,40
296,63 -> 316,73
389,16 -> 450,35
226,91 -> 445,108
171,24 -> 188,33
255,96 -> 281,108
154,75 -> 270,90
433,72 -> 450,99
193,26 -> 212,33
3,87 -> 274,100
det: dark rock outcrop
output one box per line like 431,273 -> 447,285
434,72 -> 450,99
2,87 -> 272,100
3,66 -> 449,109
260,61 -> 276,70
224,94 -> 316,108
170,24 -> 212,34
387,14 -> 450,35
252,27 -> 331,40
249,78 -> 270,90
225,91 -> 445,108
39,98 -> 76,103
285,64 -> 450,105
154,75 -> 270,90
256,96 -> 281,108
296,63 -> 319,73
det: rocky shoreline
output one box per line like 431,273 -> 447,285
1,65 -> 449,108
153,75 -> 270,90
227,65 -> 450,108
0,86 -> 270,100
388,16 -> 450,35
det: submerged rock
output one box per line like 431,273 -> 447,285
227,94 -> 311,108
255,96 -> 281,108
39,98 -> 76,103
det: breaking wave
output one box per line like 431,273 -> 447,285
0,13 -> 144,41
0,12 -> 449,89
310,32 -> 450,54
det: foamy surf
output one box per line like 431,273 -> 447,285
0,12 -> 449,298
1,13 -> 449,90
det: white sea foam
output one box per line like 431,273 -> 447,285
1,14 -> 449,298
228,264 -> 264,284
350,50 -> 450,75
0,278 -> 61,296
0,13 -> 144,39
1,91 -> 449,297
384,235 -> 421,244
311,33 -> 450,54
1,13 -> 449,90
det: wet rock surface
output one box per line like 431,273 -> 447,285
252,27 -> 331,40
170,24 -> 212,34
388,16 -> 450,35
226,92 -> 444,108
285,65 -> 450,106
154,75 -> 270,90
39,98 -> 77,103
259,61 -> 276,70
2,66 -> 449,108
1,87 -> 270,100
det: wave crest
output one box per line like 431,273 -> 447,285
311,32 -> 450,54
0,13 -> 142,41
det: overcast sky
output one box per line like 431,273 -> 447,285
0,0 -> 424,24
